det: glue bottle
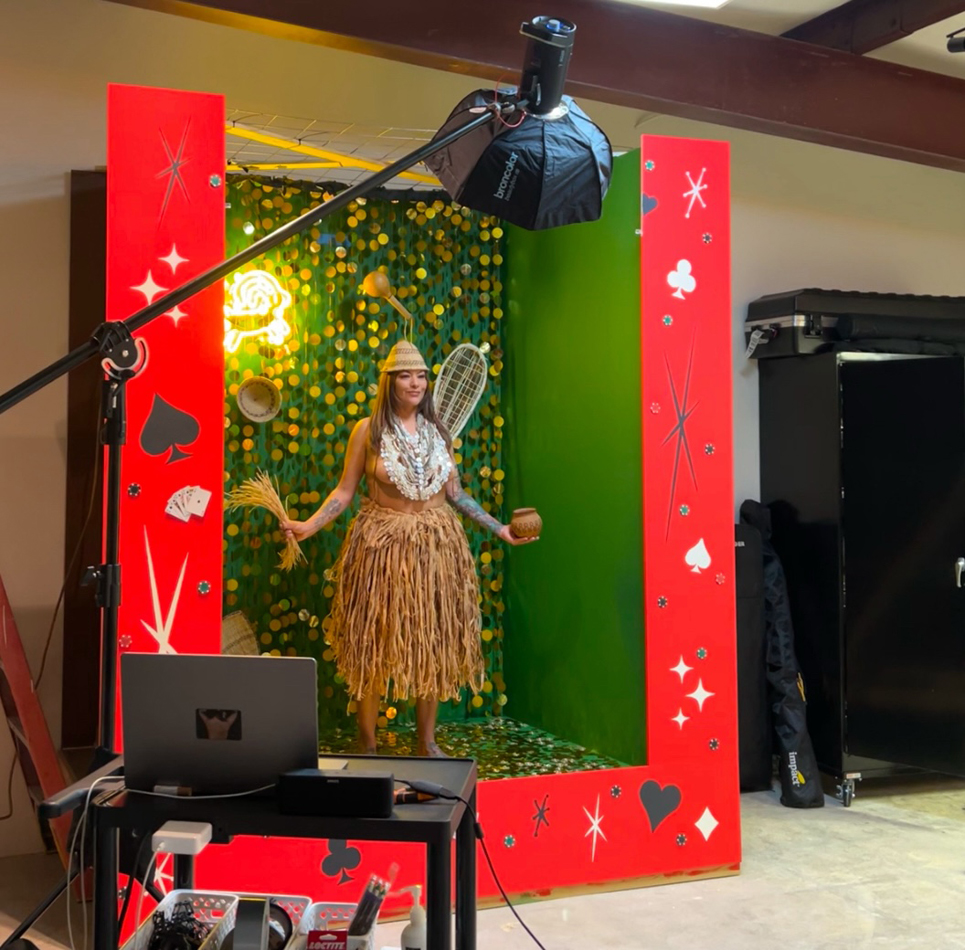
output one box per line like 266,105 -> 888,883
399,886 -> 426,950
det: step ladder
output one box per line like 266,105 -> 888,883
0,572 -> 71,862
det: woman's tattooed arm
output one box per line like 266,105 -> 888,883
447,479 -> 503,535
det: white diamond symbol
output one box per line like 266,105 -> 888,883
131,269 -> 167,305
671,655 -> 693,682
686,678 -> 715,712
672,708 -> 689,729
160,244 -> 189,274
695,807 -> 718,841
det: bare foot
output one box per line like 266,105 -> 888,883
416,741 -> 448,758
357,740 -> 377,755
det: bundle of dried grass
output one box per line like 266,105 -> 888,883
225,470 -> 306,571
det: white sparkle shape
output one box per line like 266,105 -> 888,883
695,807 -> 719,841
686,678 -> 715,712
671,655 -> 693,682
582,794 -> 607,862
683,168 -> 707,219
141,527 -> 186,654
154,852 -> 174,895
166,305 -> 189,327
131,269 -> 167,305
160,244 -> 189,273
672,708 -> 690,729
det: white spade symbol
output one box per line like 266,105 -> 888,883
685,539 -> 711,574
668,260 -> 696,300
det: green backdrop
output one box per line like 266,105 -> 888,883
502,151 -> 646,765
222,179 -> 509,731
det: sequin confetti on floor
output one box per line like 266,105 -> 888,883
319,717 -> 627,779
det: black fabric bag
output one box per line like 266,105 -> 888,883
734,523 -> 772,792
741,501 -> 824,808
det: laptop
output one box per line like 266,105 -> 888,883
122,653 -> 319,795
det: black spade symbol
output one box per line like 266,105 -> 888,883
638,780 -> 681,832
139,394 -> 200,463
321,839 -> 362,885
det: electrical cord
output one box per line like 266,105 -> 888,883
117,831 -> 155,937
35,401 -> 104,691
126,783 -> 276,800
133,853 -> 158,950
1,404 -> 102,823
398,779 -> 548,950
0,747 -> 18,821
67,776 -> 121,950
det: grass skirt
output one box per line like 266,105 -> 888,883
327,498 -> 484,701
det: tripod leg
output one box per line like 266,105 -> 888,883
0,874 -> 74,949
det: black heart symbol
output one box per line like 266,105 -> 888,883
638,780 -> 681,832
139,394 -> 200,463
642,194 -> 659,216
321,838 -> 362,885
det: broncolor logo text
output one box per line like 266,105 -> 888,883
494,152 -> 520,200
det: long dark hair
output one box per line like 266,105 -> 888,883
368,370 -> 452,452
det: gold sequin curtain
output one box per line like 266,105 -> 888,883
223,178 -> 508,730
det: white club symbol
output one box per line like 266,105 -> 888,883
668,260 -> 696,300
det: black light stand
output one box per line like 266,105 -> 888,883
0,17 -> 593,948
0,98 -> 524,950
0,97 -> 515,763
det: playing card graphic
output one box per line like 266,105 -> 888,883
668,260 -> 696,300
684,539 -> 711,573
165,486 -> 212,522
320,839 -> 362,885
140,394 -> 200,463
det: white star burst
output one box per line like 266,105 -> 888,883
141,527 -> 186,654
582,794 -> 607,862
695,807 -> 719,841
683,168 -> 707,219
672,708 -> 690,729
160,244 -> 189,273
131,270 -> 167,305
166,305 -> 189,327
686,679 -> 715,712
154,852 -> 174,895
671,655 -> 693,682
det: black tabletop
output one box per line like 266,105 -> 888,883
91,755 -> 477,846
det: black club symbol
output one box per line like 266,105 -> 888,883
321,839 -> 362,884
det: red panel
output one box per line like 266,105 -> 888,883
106,85 -> 226,748
111,124 -> 739,919
640,136 -> 741,858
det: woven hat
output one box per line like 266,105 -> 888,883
382,339 -> 429,373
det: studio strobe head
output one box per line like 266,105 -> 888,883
519,16 -> 576,116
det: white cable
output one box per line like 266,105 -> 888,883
133,852 -> 158,950
126,783 -> 275,800
66,776 -> 118,950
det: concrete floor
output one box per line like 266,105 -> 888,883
3,778 -> 964,950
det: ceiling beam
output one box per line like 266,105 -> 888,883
111,0 -> 965,173
783,0 -> 965,54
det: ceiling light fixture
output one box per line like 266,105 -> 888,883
627,0 -> 732,9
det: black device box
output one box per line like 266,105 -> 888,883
277,769 -> 395,819
745,288 -> 965,359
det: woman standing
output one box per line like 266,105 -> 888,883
281,340 -> 535,756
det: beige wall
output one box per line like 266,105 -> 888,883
2,0 -> 965,855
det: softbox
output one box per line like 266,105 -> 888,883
423,90 -> 612,231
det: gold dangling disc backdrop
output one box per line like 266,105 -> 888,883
222,178 -> 508,734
